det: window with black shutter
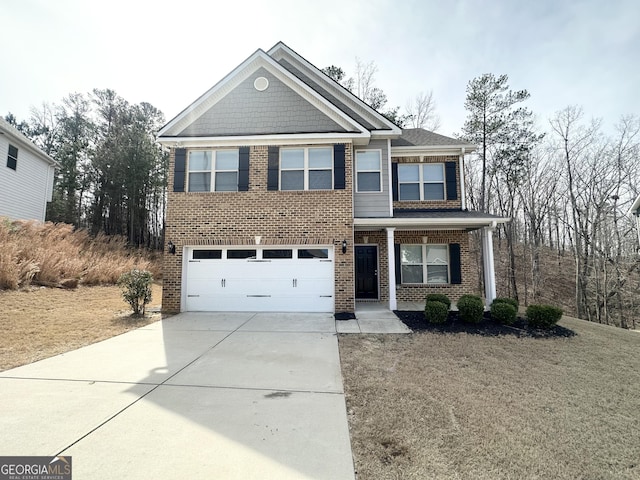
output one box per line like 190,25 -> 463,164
173,148 -> 186,192
267,146 -> 279,190
238,147 -> 250,191
333,144 -> 345,189
445,161 -> 458,201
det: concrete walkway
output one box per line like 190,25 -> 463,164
0,313 -> 356,479
336,302 -> 412,334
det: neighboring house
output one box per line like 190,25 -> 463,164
0,117 -> 57,222
158,42 -> 508,314
629,194 -> 640,246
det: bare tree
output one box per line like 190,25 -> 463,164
549,106 -> 601,319
322,60 -> 408,126
405,91 -> 441,131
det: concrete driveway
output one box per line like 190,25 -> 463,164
0,313 -> 355,479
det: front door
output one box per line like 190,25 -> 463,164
355,245 -> 378,299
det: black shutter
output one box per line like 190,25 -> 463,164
173,148 -> 186,192
333,144 -> 345,189
449,243 -> 462,284
267,146 -> 279,191
445,161 -> 458,201
391,162 -> 399,201
238,147 -> 250,191
394,243 -> 402,285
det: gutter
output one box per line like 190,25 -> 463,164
353,216 -> 510,230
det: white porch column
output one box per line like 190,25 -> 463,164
387,227 -> 397,310
482,223 -> 497,305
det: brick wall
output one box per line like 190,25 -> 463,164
163,144 -> 354,313
354,229 -> 475,304
392,154 -> 462,210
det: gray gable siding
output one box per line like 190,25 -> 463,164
178,68 -> 347,137
354,139 -> 391,218
277,59 -> 378,131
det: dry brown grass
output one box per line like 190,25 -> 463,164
339,317 -> 640,479
0,283 -> 163,371
0,218 -> 161,290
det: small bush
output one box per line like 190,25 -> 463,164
425,293 -> 451,309
457,294 -> 485,324
491,301 -> 517,325
492,297 -> 519,310
526,304 -> 563,329
424,301 -> 449,324
118,269 -> 153,316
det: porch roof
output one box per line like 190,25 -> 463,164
354,209 -> 510,231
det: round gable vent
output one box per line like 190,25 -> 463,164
254,76 -> 269,91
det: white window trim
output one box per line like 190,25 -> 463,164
279,146 -> 333,191
355,149 -> 383,193
398,162 -> 445,201
187,149 -> 239,192
400,244 -> 450,285
7,144 -> 18,170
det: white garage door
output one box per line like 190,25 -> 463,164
184,246 -> 334,312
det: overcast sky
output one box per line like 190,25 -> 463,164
1,0 -> 638,136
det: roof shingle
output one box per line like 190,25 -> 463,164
392,128 -> 471,147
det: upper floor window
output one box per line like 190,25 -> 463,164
6,144 -> 18,170
400,244 -> 449,284
280,147 -> 332,190
398,163 -> 445,200
188,150 -> 239,192
355,150 -> 381,192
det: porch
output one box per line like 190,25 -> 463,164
353,210 -> 510,310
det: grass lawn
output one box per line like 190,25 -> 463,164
0,283 -> 162,371
339,316 -> 640,479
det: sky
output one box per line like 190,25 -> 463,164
1,0 -> 638,137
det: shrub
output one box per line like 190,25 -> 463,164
425,293 -> 451,309
424,301 -> 449,324
457,294 -> 484,324
118,269 -> 153,316
526,304 -> 563,329
491,301 -> 517,325
492,297 -> 519,310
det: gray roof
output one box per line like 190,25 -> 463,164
392,128 -> 471,147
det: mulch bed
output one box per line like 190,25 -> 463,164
394,310 -> 576,338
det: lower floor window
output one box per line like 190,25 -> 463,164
400,244 -> 449,284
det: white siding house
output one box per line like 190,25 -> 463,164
0,117 -> 57,222
629,194 -> 640,247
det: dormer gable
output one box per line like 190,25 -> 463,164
158,48 -> 373,146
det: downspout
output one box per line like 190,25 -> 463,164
387,138 -> 393,217
459,148 -> 466,211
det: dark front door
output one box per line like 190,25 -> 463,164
355,246 -> 378,299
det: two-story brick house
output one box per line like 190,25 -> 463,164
158,42 -> 508,314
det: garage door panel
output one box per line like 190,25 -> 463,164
184,247 -> 335,312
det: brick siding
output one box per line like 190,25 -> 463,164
163,144 -> 354,313
355,229 -> 474,304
